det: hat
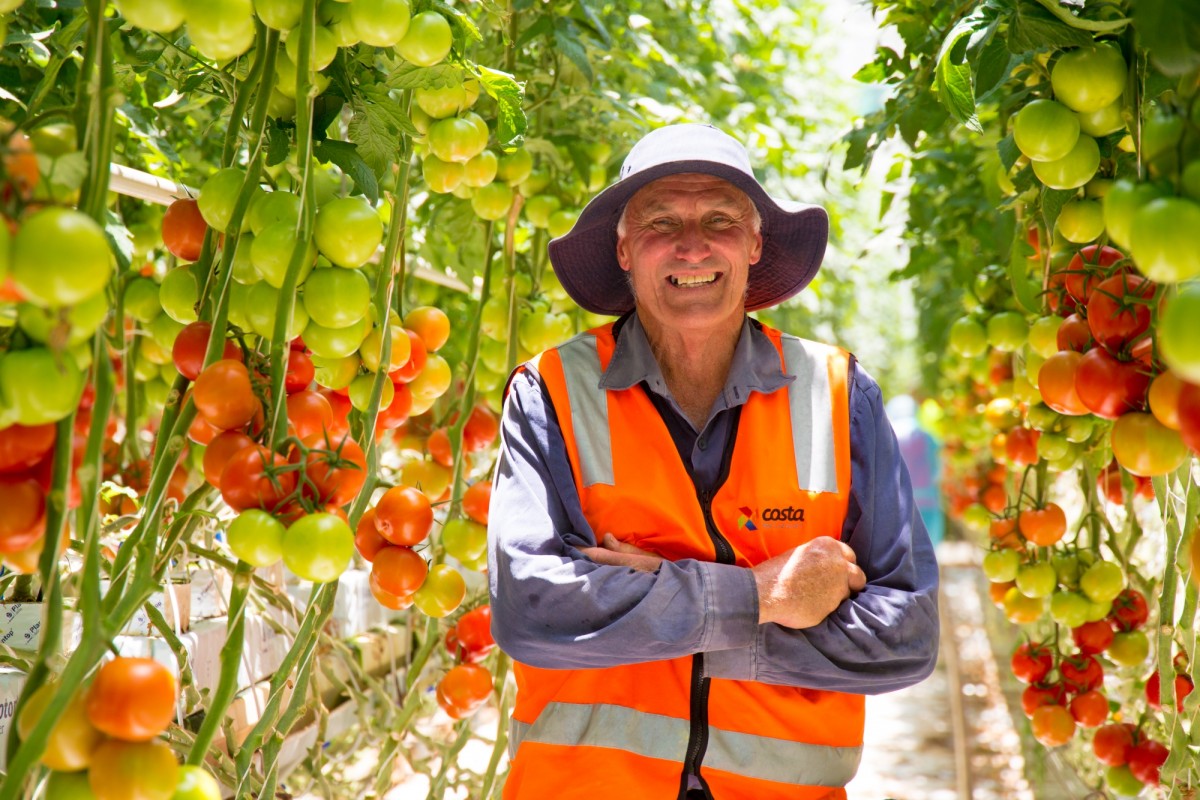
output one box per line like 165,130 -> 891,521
547,123 -> 829,316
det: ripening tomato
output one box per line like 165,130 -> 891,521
369,569 -> 415,610
0,476 -> 46,550
1038,351 -> 1089,415
375,383 -> 413,430
1068,689 -> 1108,728
193,359 -> 258,431
286,391 -> 334,440
16,682 -> 104,771
86,657 -> 177,742
1110,412 -> 1189,477
171,321 -> 241,381
427,427 -> 453,467
437,663 -> 492,718
171,765 -> 222,800
1127,739 -> 1169,786
371,544 -> 427,596
1011,642 -> 1053,684
202,430 -> 254,488
162,198 -> 206,262
403,305 -> 450,351
413,563 -> 466,618
0,422 -> 56,474
354,507 -> 387,562
441,518 -> 487,564
374,485 -> 433,546
1018,503 -> 1067,546
301,430 -> 366,506
87,738 -> 179,800
462,481 -> 491,526
388,329 -> 427,383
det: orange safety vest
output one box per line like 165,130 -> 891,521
504,320 -> 864,799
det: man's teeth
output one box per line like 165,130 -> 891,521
670,273 -> 717,286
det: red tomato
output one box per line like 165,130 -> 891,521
1093,722 -> 1136,766
1071,620 -> 1114,655
0,422 -> 56,473
1011,642 -> 1053,684
388,328 -> 428,384
1060,654 -> 1104,693
354,507 -> 387,562
427,427 -> 453,467
1064,244 -> 1124,302
162,197 -> 207,262
1055,313 -> 1092,352
1074,347 -> 1151,420
375,383 -> 413,430
462,403 -> 499,452
284,348 -> 315,394
85,657 -> 177,742
1086,273 -> 1156,353
1021,682 -> 1067,718
1068,689 -> 1108,728
371,544 -> 428,596
1018,503 -> 1067,547
1127,740 -> 1169,786
193,359 -> 259,431
202,430 -> 255,489
286,391 -> 334,440
1108,588 -> 1149,631
220,445 -> 296,511
1179,380 -> 1200,453
187,413 -> 223,446
1096,461 -> 1125,505
437,663 -> 492,718
369,569 -> 415,610
0,477 -> 46,551
172,321 -> 241,381
1038,351 -> 1089,415
454,605 -> 495,657
462,481 -> 491,526
302,430 -> 367,506
374,485 -> 433,546
1145,671 -> 1194,712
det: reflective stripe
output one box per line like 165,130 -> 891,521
557,335 -> 614,487
510,702 -> 862,788
781,335 -> 838,494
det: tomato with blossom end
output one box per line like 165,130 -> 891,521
1032,704 -> 1076,747
1011,642 -> 1053,684
1128,740 -> 1169,786
220,444 -> 296,511
462,481 -> 491,526
374,485 -> 433,546
371,544 -> 427,596
301,430 -> 366,506
354,507 -> 387,562
282,512 -> 355,583
86,657 -> 176,742
1071,620 -> 1114,655
87,739 -> 179,800
1068,689 -> 1108,728
1108,588 -> 1149,631
1093,722 -> 1136,766
162,198 -> 206,262
1145,670 -> 1194,712
16,682 -> 104,771
437,663 -> 492,718
172,321 -> 240,381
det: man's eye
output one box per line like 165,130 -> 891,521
650,219 -> 676,230
708,215 -> 732,226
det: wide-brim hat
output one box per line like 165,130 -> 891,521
547,123 -> 829,316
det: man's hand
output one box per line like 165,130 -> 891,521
752,538 -> 867,629
582,534 -> 663,572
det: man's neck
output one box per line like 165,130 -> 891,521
638,311 -> 744,427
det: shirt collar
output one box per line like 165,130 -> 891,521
598,311 -> 794,411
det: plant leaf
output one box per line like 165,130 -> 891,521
314,139 -> 380,203
474,66 -> 527,146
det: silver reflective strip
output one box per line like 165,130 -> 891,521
557,335 -> 614,487
509,702 -> 862,787
706,725 -> 863,787
781,335 -> 838,494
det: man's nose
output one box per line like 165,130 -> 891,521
674,222 -> 712,262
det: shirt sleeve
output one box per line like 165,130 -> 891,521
703,364 -> 941,695
487,367 -> 760,669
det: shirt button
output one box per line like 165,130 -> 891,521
698,436 -> 708,451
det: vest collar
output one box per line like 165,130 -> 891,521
598,311 -> 794,412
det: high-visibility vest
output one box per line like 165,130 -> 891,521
504,321 -> 863,800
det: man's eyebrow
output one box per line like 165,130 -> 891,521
633,195 -> 748,216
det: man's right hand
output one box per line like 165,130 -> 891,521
751,538 -> 867,629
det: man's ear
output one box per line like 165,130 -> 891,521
749,230 -> 763,266
616,234 -> 632,272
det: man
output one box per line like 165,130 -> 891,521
488,123 -> 939,799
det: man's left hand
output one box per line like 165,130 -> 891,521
582,534 -> 663,572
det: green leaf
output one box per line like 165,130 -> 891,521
1040,186 -> 1075,234
515,15 -> 553,49
553,18 -> 593,83
474,67 -> 527,146
312,92 -> 346,140
265,120 -> 290,167
433,1 -> 483,43
386,63 -> 463,90
1007,1 -> 1093,52
572,0 -> 612,47
934,11 -> 985,133
975,29 -> 1016,101
1011,163 -> 1036,193
314,139 -> 380,204
1133,0 -> 1200,77
997,133 -> 1021,172
359,85 -> 421,139
1008,223 -> 1043,315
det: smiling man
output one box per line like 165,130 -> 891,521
488,124 -> 940,799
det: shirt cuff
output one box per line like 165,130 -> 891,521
699,561 -> 758,652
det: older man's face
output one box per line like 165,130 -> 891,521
616,173 -> 762,336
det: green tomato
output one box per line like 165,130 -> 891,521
11,208 -> 113,308
310,353 -> 360,390
1159,284 -> 1200,382
412,563 -> 466,617
226,280 -> 254,331
115,0 -> 185,31
283,513 -> 355,583
0,347 -> 84,425
986,311 -> 1028,352
172,765 -> 221,800
463,150 -> 499,188
1050,44 -> 1126,113
251,223 -> 316,287
285,25 -> 338,71
395,11 -> 452,67
1031,134 -> 1099,190
349,0 -> 410,47
1036,431 -> 1070,462
18,290 -> 108,346
948,316 -> 988,358
1015,561 -> 1057,599
518,307 -> 572,354
1077,99 -> 1126,138
1026,403 -> 1059,432
347,372 -> 394,411
442,518 -> 487,563
1062,414 -> 1094,443
471,182 -> 514,221
227,509 -> 286,567
143,378 -> 171,411
303,316 -> 371,359
126,277 -> 163,323
1049,590 -> 1091,628
1102,178 -> 1168,249
415,84 -> 469,120
254,0 -> 301,30
422,155 -> 464,194
148,312 -> 185,349
197,167 -> 246,233
547,209 -> 579,238
246,281 -> 309,340
1107,630 -> 1150,667
186,0 -> 256,61
524,194 -> 561,228
314,197 -> 383,268
1027,316 -> 1062,359
496,149 -> 533,185
1182,160 -> 1200,202
159,266 -> 199,324
1128,197 -> 1200,283
302,267 -> 371,329
358,324 -> 411,372
1056,199 -> 1104,243
1105,765 -> 1145,796
427,115 -> 489,164
982,549 -> 1020,582
230,235 -> 260,285
1080,560 -> 1126,604
247,191 -> 301,235
1142,108 -> 1184,164
1083,598 -> 1111,623
1052,553 -> 1081,585
1013,99 -> 1080,162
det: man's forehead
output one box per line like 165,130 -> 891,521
627,173 -> 752,212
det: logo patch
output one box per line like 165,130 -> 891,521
737,506 -> 758,531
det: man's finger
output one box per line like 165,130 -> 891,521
582,546 -> 662,573
603,533 -> 656,557
847,563 -> 867,592
837,541 -> 858,564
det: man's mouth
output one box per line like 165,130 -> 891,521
669,272 -> 719,287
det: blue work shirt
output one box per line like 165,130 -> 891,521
488,312 -> 939,694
